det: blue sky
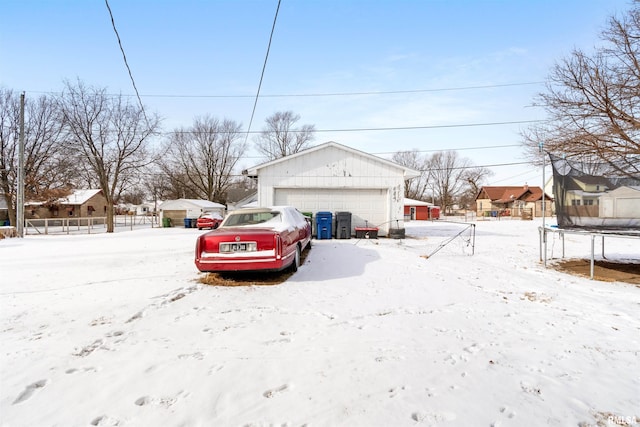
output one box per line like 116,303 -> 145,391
1,0 -> 633,186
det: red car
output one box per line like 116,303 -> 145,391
196,212 -> 223,230
195,206 -> 312,273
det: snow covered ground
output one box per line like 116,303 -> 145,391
1,218 -> 638,427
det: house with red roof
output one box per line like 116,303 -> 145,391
475,184 -> 553,218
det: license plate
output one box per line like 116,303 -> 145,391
220,241 -> 257,253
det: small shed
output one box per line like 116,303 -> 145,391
159,199 -> 226,226
404,198 -> 440,220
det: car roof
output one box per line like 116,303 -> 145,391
229,207 -> 279,214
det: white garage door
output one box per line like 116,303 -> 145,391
274,188 -> 389,234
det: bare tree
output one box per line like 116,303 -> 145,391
392,149 -> 431,200
255,111 -> 315,160
428,151 -> 473,212
522,6 -> 640,178
458,166 -> 494,209
160,115 -> 246,204
59,80 -> 161,232
0,88 -> 73,226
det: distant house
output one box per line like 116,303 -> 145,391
0,194 -> 8,223
553,175 -> 612,218
158,199 -> 226,227
475,184 -> 552,218
26,189 -> 109,219
119,201 -> 158,216
599,186 -> 640,220
403,198 -> 440,220
554,175 -> 612,217
135,202 -> 157,216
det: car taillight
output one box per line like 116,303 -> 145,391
275,235 -> 282,259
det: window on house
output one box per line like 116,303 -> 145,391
87,205 -> 94,216
571,200 -> 581,206
584,199 -> 594,206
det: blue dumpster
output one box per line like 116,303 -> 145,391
184,218 -> 192,228
316,211 -> 333,239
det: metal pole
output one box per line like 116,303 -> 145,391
471,224 -> 476,255
17,92 -> 25,238
544,228 -> 548,266
590,234 -> 595,280
539,227 -> 543,262
539,142 -> 545,230
538,142 -> 546,262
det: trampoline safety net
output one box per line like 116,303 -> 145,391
549,154 -> 640,230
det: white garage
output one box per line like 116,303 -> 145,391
244,141 -> 419,237
158,199 -> 226,227
274,188 -> 388,230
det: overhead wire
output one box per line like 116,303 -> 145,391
140,81 -> 545,98
104,0 -> 148,125
244,0 -> 281,145
23,80 -> 545,99
143,119 -> 543,137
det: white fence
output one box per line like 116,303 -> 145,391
25,215 -> 159,235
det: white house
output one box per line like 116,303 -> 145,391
244,141 -> 420,237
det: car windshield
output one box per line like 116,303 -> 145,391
222,210 -> 281,227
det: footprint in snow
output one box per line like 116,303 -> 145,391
90,414 -> 120,426
13,379 -> 48,404
65,366 -> 98,374
263,384 -> 290,398
134,395 -> 177,408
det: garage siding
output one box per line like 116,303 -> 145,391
162,210 -> 187,226
274,188 -> 388,235
251,143 -> 415,237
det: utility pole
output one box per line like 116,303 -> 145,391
17,92 -> 25,238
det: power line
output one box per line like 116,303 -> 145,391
307,120 -> 543,133
373,144 -> 522,155
143,160 -> 534,179
140,81 -> 546,98
23,81 -> 545,100
151,119 -> 543,137
104,0 -> 148,124
244,0 -> 281,145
